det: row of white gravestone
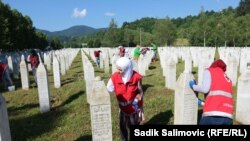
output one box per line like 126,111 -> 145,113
81,49 -> 113,140
0,49 -> 80,141
81,50 -> 95,104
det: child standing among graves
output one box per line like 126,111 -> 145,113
94,50 -> 101,67
106,57 -> 145,141
27,50 -> 40,84
189,59 -> 233,125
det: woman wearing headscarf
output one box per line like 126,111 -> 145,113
107,57 -> 144,141
189,59 -> 233,125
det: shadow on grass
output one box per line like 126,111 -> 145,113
61,79 -> 75,86
59,90 -> 84,107
191,71 -> 197,75
71,65 -> 81,70
144,74 -> 153,77
74,135 -> 92,141
95,70 -> 104,73
10,90 -> 84,140
8,103 -> 39,112
145,110 -> 173,125
10,109 -> 67,141
142,84 -> 153,92
149,66 -> 156,70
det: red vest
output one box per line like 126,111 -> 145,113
0,63 -> 7,80
111,71 -> 143,114
203,68 -> 233,118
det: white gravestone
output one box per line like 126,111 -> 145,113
53,56 -> 61,88
37,64 -> 51,113
165,57 -> 176,90
90,77 -> 112,141
7,56 -> 13,73
236,67 -> 250,124
174,71 -> 198,125
60,55 -> 66,76
20,55 -> 30,90
0,94 -> 12,141
104,55 -> 110,74
226,56 -> 238,86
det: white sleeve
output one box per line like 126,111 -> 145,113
106,78 -> 114,93
193,69 -> 211,94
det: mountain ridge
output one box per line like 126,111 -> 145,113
36,25 -> 107,41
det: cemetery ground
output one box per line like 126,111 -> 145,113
1,51 -> 239,141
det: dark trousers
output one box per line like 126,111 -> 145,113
199,116 -> 233,125
119,111 -> 140,141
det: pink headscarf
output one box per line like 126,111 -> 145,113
209,59 -> 227,72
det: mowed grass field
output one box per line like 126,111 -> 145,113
1,49 -> 239,141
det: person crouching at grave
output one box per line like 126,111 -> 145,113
0,61 -> 14,91
94,50 -> 101,67
107,57 -> 145,141
27,50 -> 40,84
189,59 -> 233,125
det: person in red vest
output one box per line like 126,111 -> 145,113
27,50 -> 40,84
106,57 -> 144,141
118,46 -> 125,57
189,59 -> 233,125
0,61 -> 14,90
94,50 -> 101,67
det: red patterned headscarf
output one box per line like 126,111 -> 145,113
209,59 -> 227,72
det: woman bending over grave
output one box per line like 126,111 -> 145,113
189,59 -> 233,125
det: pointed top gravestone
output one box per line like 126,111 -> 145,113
174,72 -> 198,125
36,63 -> 51,113
20,55 -> 30,90
89,77 -> 112,141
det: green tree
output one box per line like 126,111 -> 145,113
102,18 -> 118,47
152,18 -> 177,46
237,0 -> 250,16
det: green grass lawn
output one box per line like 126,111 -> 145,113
1,50 -> 239,141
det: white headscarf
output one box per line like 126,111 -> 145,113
116,57 -> 133,84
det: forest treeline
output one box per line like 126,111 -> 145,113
1,0 -> 250,51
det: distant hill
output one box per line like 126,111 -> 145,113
36,25 -> 107,41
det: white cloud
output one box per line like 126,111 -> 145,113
105,12 -> 115,17
72,8 -> 87,18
